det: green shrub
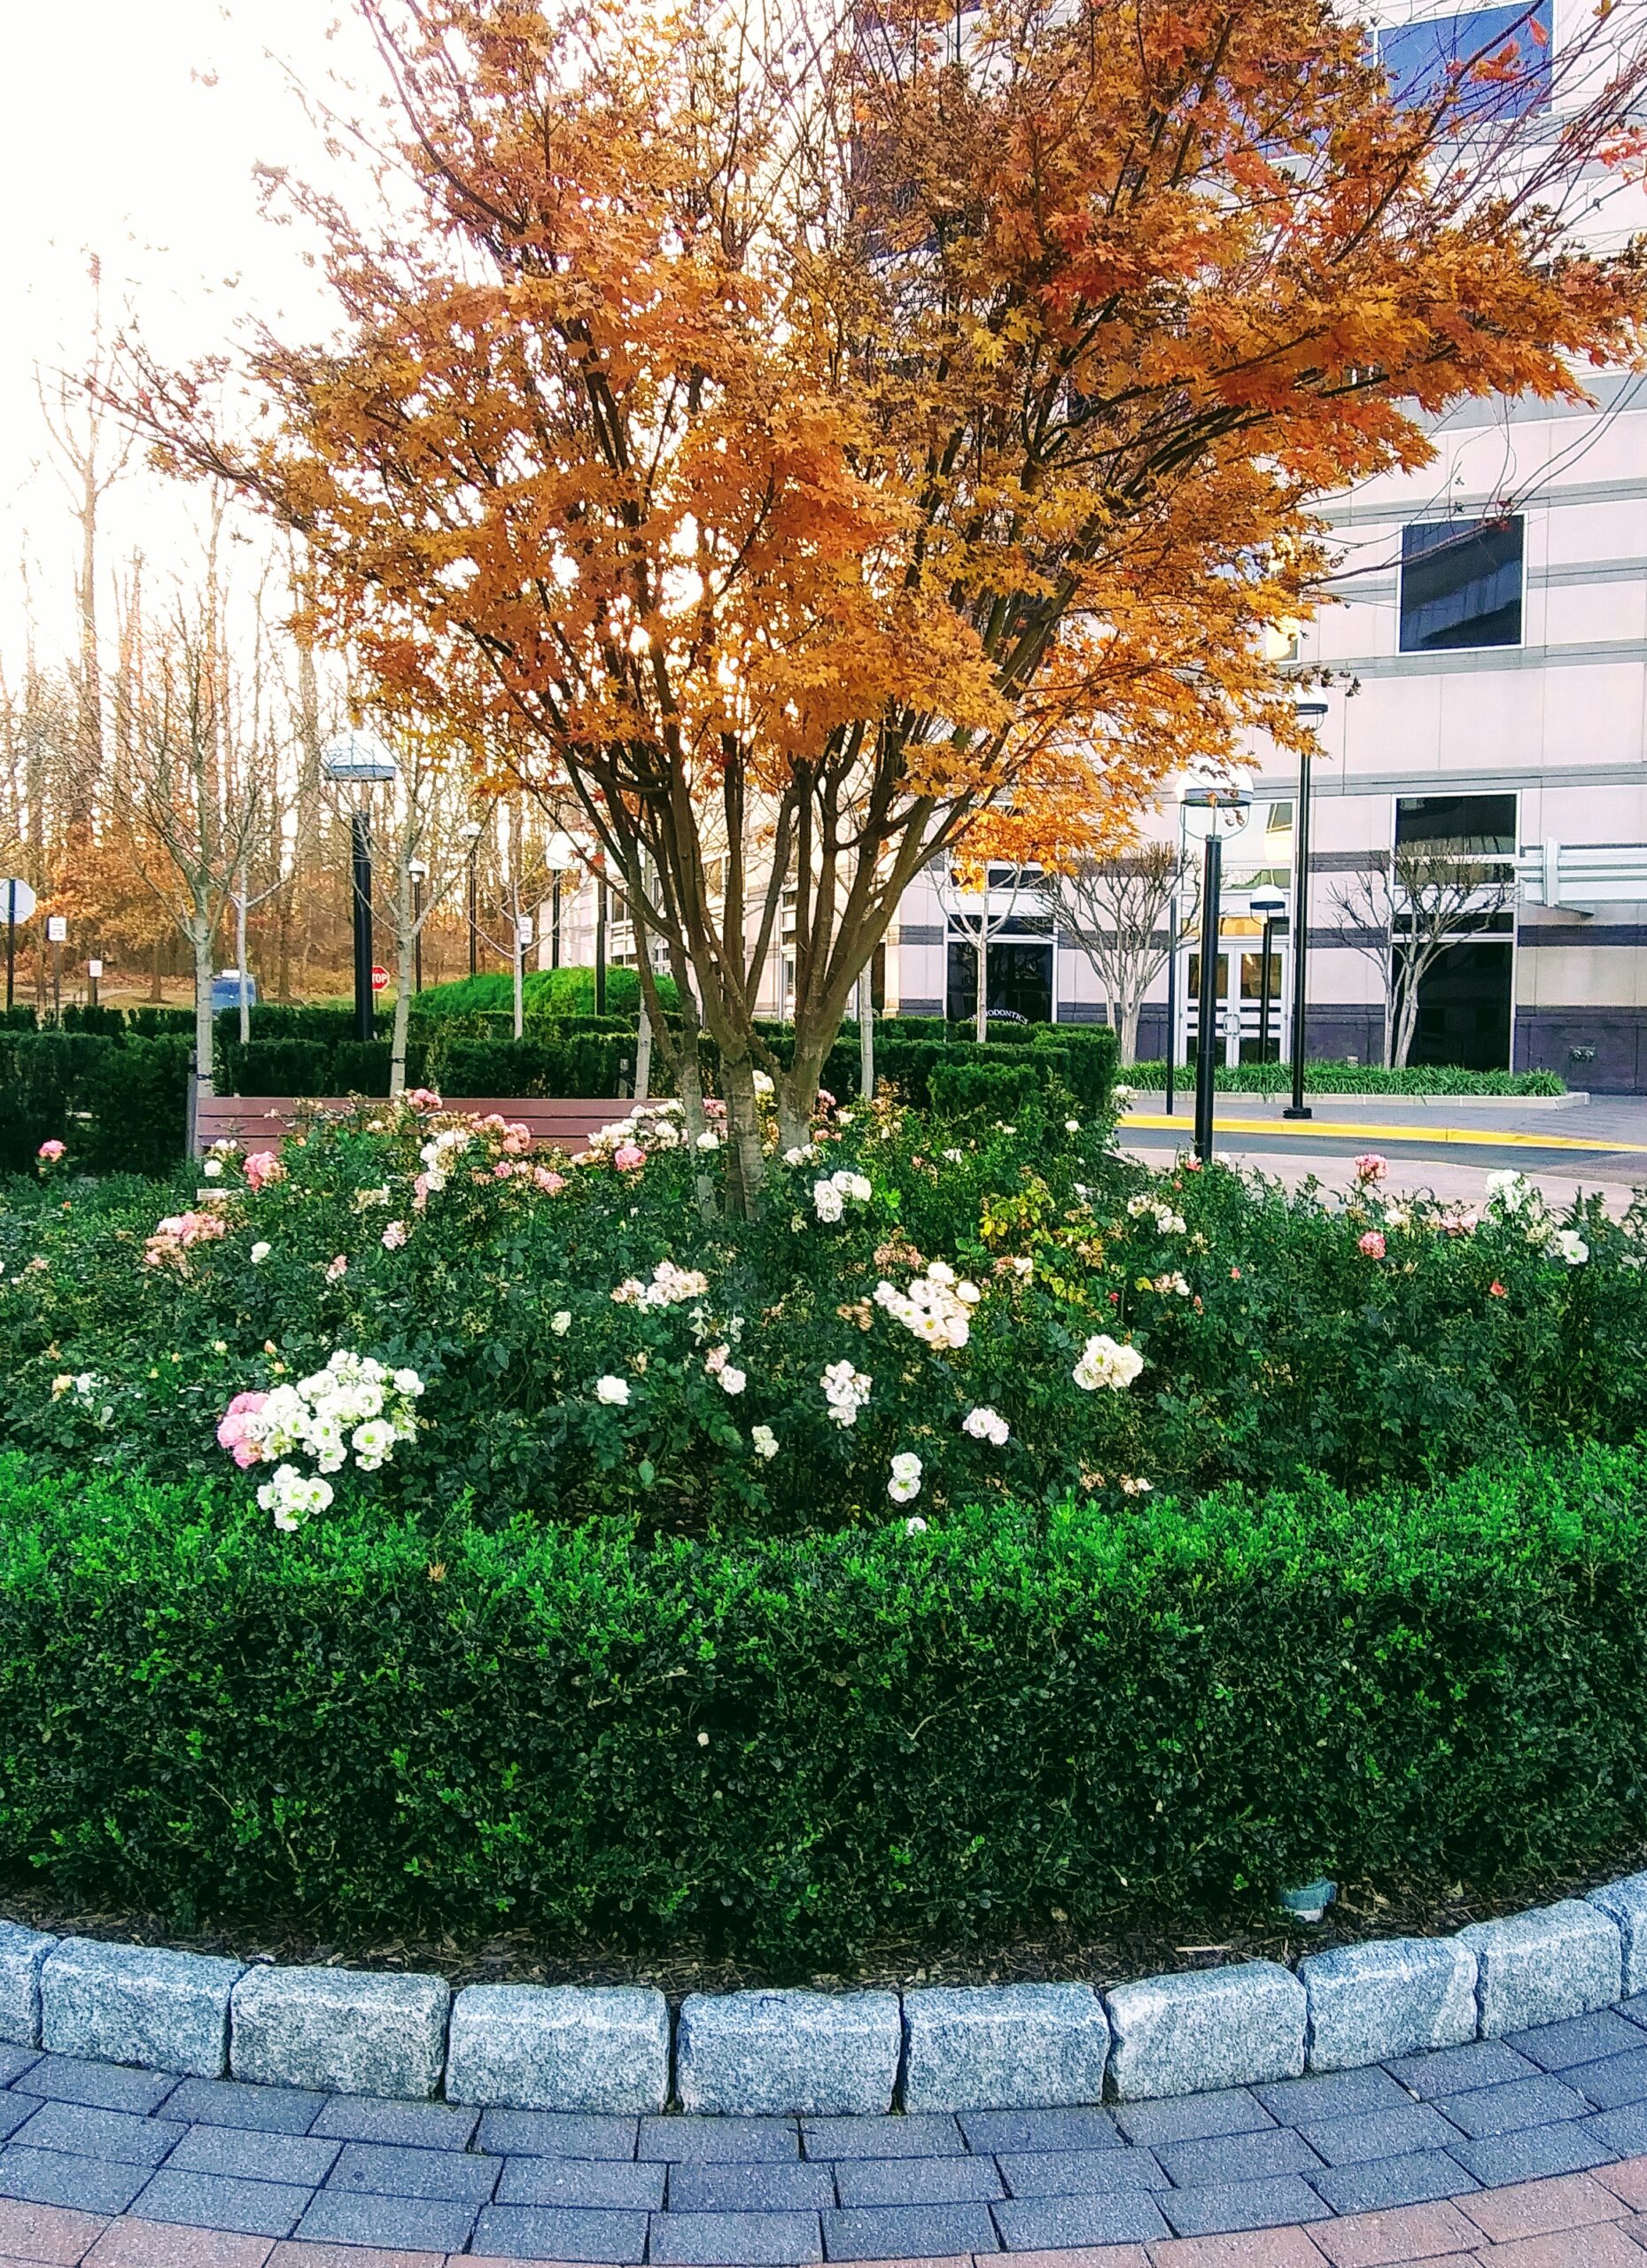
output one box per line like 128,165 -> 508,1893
424,1032 -> 633,1098
79,1038 -> 190,1178
1126,1060 -> 1567,1097
126,1007 -> 196,1038
58,1005 -> 128,1037
928,1051 -> 1071,1119
3,1442 -> 1646,1962
412,967 -> 678,1021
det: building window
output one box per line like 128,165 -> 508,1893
1378,3 -> 1550,119
1395,791 -> 1517,857
1399,516 -> 1524,653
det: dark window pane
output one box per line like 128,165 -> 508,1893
946,939 -> 1053,1024
1395,792 -> 1518,855
1379,3 -> 1550,119
1399,517 -> 1523,652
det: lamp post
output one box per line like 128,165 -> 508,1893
1284,699 -> 1331,1120
460,820 -> 485,975
543,832 -> 579,975
408,859 -> 428,993
1182,777 -> 1252,1164
321,734 -> 399,1045
1249,885 -> 1288,1066
594,864 -> 608,1015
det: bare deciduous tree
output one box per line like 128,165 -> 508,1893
1331,844 -> 1516,1068
1054,844 -> 1196,1065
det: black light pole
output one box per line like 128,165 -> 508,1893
468,843 -> 479,976
551,876 -> 563,968
594,870 -> 608,1015
1162,891 -> 1179,1116
349,812 -> 375,1045
4,883 -> 16,1014
409,860 -> 427,994
1284,700 -> 1330,1120
1250,887 -> 1288,1066
1193,828 -> 1224,1164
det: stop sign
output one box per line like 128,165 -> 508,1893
370,964 -> 389,993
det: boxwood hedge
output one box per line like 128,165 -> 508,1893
2,1442 -> 1644,1966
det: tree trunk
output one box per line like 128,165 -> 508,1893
778,1045 -> 823,1157
236,891 -> 252,1043
975,927 -> 988,1044
149,937 -> 163,1005
721,1052 -> 766,1217
192,920 -> 215,1107
857,967 -> 874,1100
1120,995 -> 1142,1067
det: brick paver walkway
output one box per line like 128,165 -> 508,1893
8,2011 -> 1647,2263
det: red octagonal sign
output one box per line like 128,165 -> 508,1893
370,964 -> 389,993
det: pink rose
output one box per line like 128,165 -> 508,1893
1354,1153 -> 1388,1182
382,1219 -> 408,1250
36,1139 -> 65,1162
613,1144 -> 646,1172
532,1168 -> 566,1195
413,1173 -> 432,1212
1358,1230 -> 1387,1259
493,1161 -> 515,1180
501,1122 -> 532,1156
216,1390 -> 268,1470
405,1088 -> 442,1111
244,1150 -> 284,1191
325,1254 -> 348,1281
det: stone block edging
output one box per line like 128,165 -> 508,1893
1,1873 -> 1643,2116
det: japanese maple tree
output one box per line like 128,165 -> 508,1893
122,0 -> 1647,1200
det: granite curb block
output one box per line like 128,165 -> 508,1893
6,1868 -> 1647,2113
41,1940 -> 245,2079
446,1984 -> 670,2112
676,1989 -> 902,2115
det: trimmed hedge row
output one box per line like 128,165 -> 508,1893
1128,1059 -> 1567,1097
2,1443 -> 1645,1964
0,1031 -> 190,1177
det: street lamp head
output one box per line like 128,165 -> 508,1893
321,732 -> 399,784
408,858 -> 429,881
1179,764 -> 1252,812
543,830 -> 581,873
1294,699 -> 1329,727
1249,886 -> 1288,918
459,820 -> 485,842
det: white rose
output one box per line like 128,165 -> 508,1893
751,1424 -> 779,1460
718,1366 -> 747,1395
551,1311 -> 571,1336
250,1241 -> 271,1265
596,1374 -> 631,1406
696,1131 -> 720,1151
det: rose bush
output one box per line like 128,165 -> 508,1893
0,1098 -> 1643,1536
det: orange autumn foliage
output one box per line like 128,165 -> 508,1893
120,0 -> 1647,1191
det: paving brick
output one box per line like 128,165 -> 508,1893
475,2109 -> 638,2160
1255,2071 -> 1415,2127
1296,2105 -> 1465,2167
85,2217 -> 277,2267
8,2108 -> 183,2171
290,2187 -> 479,2253
1385,2043 -> 1540,2100
1598,2156 -> 1647,2208
1571,2051 -> 1647,2111
1469,2227 -> 1647,2268
0,2095 -> 37,2145
956,2108 -> 1120,2155
642,2116 -> 799,2163
1147,2234 -> 1332,2268
667,2160 -> 835,2212
159,2082 -> 324,2137
0,2048 -> 41,2087
1155,2129 -> 1325,2187
494,2155 -> 664,2209
992,2190 -> 1172,2250
267,2246 -> 448,2268
1304,2150 -> 1478,2218
1445,2119 -> 1618,2186
992,2249 -> 1153,2268
0,2150 -> 147,2218
833,2155 -> 1003,2207
468,2201 -> 649,2261
821,2202 -> 998,2258
1457,2168 -> 1632,2241
0,2194 -> 114,2265
1112,2092 -> 1274,2149
1504,2013 -> 1647,2071
124,2169 -> 311,2239
1156,2175 -> 1333,2237
648,2208 -> 825,2262
802,2118 -> 963,2162
305,2096 -> 478,2151
324,2140 -> 498,2202
1307,2198 -> 1482,2267
164,2128 -> 339,2187
996,2148 -> 1168,2196
10,2062 -> 180,2117
1433,2075 -> 1591,2138
1578,2101 -> 1647,2155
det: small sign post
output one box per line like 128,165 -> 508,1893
46,915 -> 66,1018
0,880 -> 38,1014
87,959 -> 103,1009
